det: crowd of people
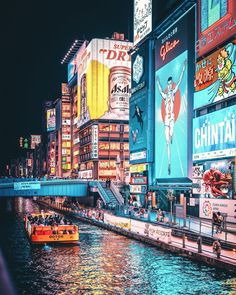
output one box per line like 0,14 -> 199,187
27,211 -> 73,227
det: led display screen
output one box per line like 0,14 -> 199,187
197,0 -> 236,57
30,135 -> 41,149
47,108 -> 56,132
133,0 -> 152,46
194,41 -> 236,109
129,88 -> 147,153
77,39 -> 132,127
154,7 -> 195,180
193,159 -> 233,199
193,105 -> 236,161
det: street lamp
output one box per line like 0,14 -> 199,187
167,190 -> 175,225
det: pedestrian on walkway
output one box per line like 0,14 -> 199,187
213,239 -> 221,259
197,236 -> 202,253
217,212 -> 223,233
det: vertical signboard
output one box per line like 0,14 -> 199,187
133,0 -> 152,46
129,88 -> 147,154
197,0 -> 236,57
91,125 -> 98,159
194,40 -> 236,109
77,39 -> 132,127
155,7 -> 195,179
47,108 -> 56,132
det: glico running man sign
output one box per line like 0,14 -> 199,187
154,6 -> 195,180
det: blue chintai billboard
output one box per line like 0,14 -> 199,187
154,6 -> 195,180
193,105 -> 236,161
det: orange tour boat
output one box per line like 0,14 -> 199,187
24,212 -> 79,244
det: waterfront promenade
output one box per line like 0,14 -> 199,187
36,199 -> 236,272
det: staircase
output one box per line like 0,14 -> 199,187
100,182 -> 120,205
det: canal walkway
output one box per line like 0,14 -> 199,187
35,199 -> 236,272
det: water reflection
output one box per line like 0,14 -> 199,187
0,198 -> 235,295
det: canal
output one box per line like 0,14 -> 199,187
0,197 -> 236,295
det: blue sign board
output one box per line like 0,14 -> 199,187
193,105 -> 236,161
130,88 -> 148,154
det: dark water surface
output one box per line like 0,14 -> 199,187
0,198 -> 236,295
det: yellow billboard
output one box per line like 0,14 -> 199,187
77,39 -> 132,127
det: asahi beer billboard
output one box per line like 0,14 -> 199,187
194,41 -> 236,109
193,105 -> 236,161
154,7 -> 195,180
77,39 -> 132,127
133,0 -> 152,46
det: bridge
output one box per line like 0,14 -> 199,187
0,178 -> 124,205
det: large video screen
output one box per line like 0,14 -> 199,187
194,41 -> 236,109
77,39 -> 132,127
197,0 -> 236,57
192,159 -> 233,199
193,105 -> 236,161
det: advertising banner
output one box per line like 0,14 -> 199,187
155,7 -> 195,180
197,0 -> 236,57
129,185 -> 147,194
194,41 -> 236,109
30,135 -> 41,149
68,41 -> 87,82
14,182 -> 41,190
77,39 -> 132,127
133,0 -> 152,46
103,213 -> 131,230
132,41 -> 148,93
130,219 -> 171,243
61,83 -> 70,96
130,88 -> 148,154
193,106 -> 236,161
47,108 -> 56,132
192,159 -> 233,199
199,198 -> 236,223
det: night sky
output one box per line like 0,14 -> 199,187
1,0 -> 132,174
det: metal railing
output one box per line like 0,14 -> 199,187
110,181 -> 124,205
96,181 -> 110,205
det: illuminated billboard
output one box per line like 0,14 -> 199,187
131,41 -> 148,94
133,0 -> 152,46
192,159 -> 233,199
30,135 -> 41,149
154,7 -> 195,180
193,105 -> 236,161
194,41 -> 236,109
77,39 -> 132,127
67,41 -> 87,82
47,108 -> 56,132
197,0 -> 236,57
129,88 -> 147,153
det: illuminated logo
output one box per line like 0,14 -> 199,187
160,39 -> 180,61
133,54 -> 144,84
202,200 -> 212,217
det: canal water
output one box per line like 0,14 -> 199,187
0,197 -> 236,295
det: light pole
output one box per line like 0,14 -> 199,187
167,190 -> 175,225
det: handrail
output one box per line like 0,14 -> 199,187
110,181 -> 124,205
96,181 -> 110,205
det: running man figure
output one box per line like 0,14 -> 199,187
156,60 -> 187,175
